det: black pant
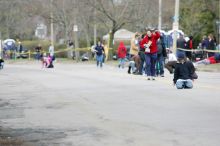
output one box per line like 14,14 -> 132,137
138,51 -> 145,74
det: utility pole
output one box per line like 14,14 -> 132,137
158,0 -> 162,30
172,0 -> 179,55
94,0 -> 97,46
50,0 -> 54,46
73,0 -> 79,61
0,32 -> 2,59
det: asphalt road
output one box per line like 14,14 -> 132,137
0,62 -> 220,146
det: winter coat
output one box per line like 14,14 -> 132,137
173,61 -> 195,84
140,31 -> 160,54
130,34 -> 139,56
117,42 -> 127,58
207,39 -> 215,50
201,38 -> 209,49
157,37 -> 167,57
95,45 -> 104,56
177,37 -> 186,49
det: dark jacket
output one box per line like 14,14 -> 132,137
173,61 -> 195,84
207,39 -> 215,50
95,45 -> 104,56
177,37 -> 186,49
157,37 -> 167,57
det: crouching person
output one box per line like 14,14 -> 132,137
128,55 -> 141,74
173,53 -> 195,89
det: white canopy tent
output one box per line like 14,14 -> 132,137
103,29 -> 135,41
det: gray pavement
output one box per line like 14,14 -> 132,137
0,62 -> 220,146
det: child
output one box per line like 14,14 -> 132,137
41,53 -> 52,68
117,42 -> 127,69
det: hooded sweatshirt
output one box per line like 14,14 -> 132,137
117,42 -> 127,58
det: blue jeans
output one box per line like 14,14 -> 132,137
145,53 -> 157,76
35,52 -> 41,60
96,55 -> 103,67
176,79 -> 193,89
118,58 -> 126,68
156,55 -> 164,75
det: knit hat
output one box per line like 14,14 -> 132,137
177,52 -> 185,59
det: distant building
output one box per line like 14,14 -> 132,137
35,23 -> 47,39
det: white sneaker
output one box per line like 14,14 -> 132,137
151,77 -> 155,80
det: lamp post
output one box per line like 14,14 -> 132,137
158,0 -> 162,30
216,20 -> 220,45
94,0 -> 97,46
73,0 -> 79,61
172,0 -> 179,55
0,32 -> 2,59
50,0 -> 54,46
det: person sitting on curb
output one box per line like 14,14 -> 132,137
173,53 -> 195,89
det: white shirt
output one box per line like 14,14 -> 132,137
168,53 -> 177,61
49,45 -> 54,56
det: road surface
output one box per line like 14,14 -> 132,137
0,62 -> 220,146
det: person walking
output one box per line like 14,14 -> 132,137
117,42 -> 127,69
94,41 -> 105,68
140,29 -> 160,80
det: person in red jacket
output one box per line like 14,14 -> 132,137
140,29 -> 160,80
194,53 -> 220,66
117,42 -> 127,68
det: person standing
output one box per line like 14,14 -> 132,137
17,41 -> 23,53
156,36 -> 167,77
128,33 -> 140,74
201,35 -> 209,59
35,44 -> 42,60
117,42 -> 127,69
186,36 -> 193,60
176,34 -> 186,56
207,34 -> 216,57
138,33 -> 147,75
140,29 -> 160,80
130,33 -> 139,57
94,41 -> 105,68
48,44 -> 54,57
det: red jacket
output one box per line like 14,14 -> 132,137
117,42 -> 127,58
208,56 -> 216,64
140,31 -> 160,54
